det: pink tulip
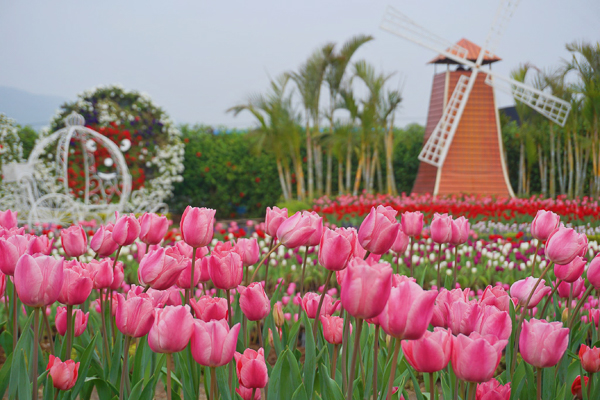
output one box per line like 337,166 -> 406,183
450,216 -> 469,246
402,327 -> 452,373
430,213 -> 453,244
234,238 -> 260,267
236,384 -> 261,400
190,295 -> 228,322
112,213 -> 141,246
115,293 -> 155,337
14,254 -> 64,307
510,277 -> 552,308
357,205 -> 399,255
341,257 -> 393,320
431,288 -> 471,327
0,235 -> 32,275
554,256 -> 586,283
172,241 -> 209,260
476,305 -> 512,341
391,228 -> 410,254
530,210 -> 560,242
476,379 -> 511,400
60,225 -> 87,258
519,318 -> 569,368
401,211 -> 424,237
46,355 -> 79,390
180,206 -> 216,248
265,206 -> 288,238
379,276 -> 438,340
235,348 -> 269,389
239,282 -> 270,321
208,243 -> 243,290
301,292 -> 340,319
320,315 -> 346,345
148,305 -> 195,353
586,254 -> 600,289
545,227 -> 588,265
29,235 -> 54,255
138,247 -> 187,290
58,260 -> 93,305
190,319 -> 241,367
318,227 -> 357,271
556,277 -> 585,299
138,213 -> 169,245
479,285 -> 514,313
0,273 -> 5,297
90,224 -> 119,257
276,211 -> 322,249
451,332 -> 507,383
445,301 -> 481,337
163,287 -> 185,306
579,345 -> 600,373
111,261 -> 124,290
56,307 -> 88,337
0,210 -> 17,230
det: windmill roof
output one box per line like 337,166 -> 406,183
428,38 -> 501,65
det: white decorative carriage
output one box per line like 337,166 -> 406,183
1,112 -> 133,227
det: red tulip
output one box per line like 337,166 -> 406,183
190,295 -> 228,322
318,227 -> 357,271
357,205 -> 399,255
47,355 -> 79,390
554,256 -> 586,283
60,225 -> 87,258
234,348 -> 269,389
180,206 -> 216,248
510,277 -> 551,308
239,283 -> 271,321
340,257 -> 393,320
208,242 -> 243,290
148,305 -> 195,353
430,213 -> 453,244
14,254 -> 64,307
90,224 -> 119,257
58,260 -> 93,305
138,247 -> 187,290
402,327 -> 452,373
112,213 -> 141,246
401,211 -> 424,237
234,238 -> 260,267
530,210 -> 560,242
571,375 -> 588,400
379,276 -> 438,340
276,211 -> 322,249
320,315 -> 347,345
190,319 -> 241,367
138,213 -> 169,245
265,206 -> 288,239
519,318 -> 569,368
450,216 -> 469,246
545,227 -> 588,265
476,379 -> 511,400
579,345 -> 600,373
451,332 -> 507,383
56,307 -> 88,337
0,210 -> 17,230
301,292 -> 340,319
115,293 -> 155,338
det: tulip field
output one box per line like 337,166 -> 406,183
2,197 -> 600,400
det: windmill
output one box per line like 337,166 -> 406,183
380,1 -> 571,197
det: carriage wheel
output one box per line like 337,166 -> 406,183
28,194 -> 81,228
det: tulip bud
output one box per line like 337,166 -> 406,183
234,238 -> 260,267
148,305 -> 195,353
138,247 -> 187,290
273,302 -> 284,327
191,319 -> 241,367
56,307 -> 89,337
265,207 -> 288,238
0,210 -> 18,230
341,257 -> 393,320
180,206 -> 216,248
138,213 -> 169,245
90,224 -> 119,257
530,210 -> 560,242
587,254 -> 600,289
430,213 -> 453,244
509,277 -> 551,309
401,211 -> 424,237
554,256 -> 586,283
58,260 -> 93,305
15,254 -> 64,307
319,227 -> 357,271
190,295 -> 228,322
545,227 -> 588,265
451,332 -> 507,383
112,213 -> 141,246
60,225 -> 87,258
276,211 -> 322,249
476,379 -> 511,400
579,345 -> 600,374
572,376 -> 588,400
208,243 -> 243,290
239,282 -> 270,321
46,355 -> 79,391
450,216 -> 469,246
519,318 -> 569,368
358,206 -> 399,255
402,327 -> 452,373
234,348 -> 269,389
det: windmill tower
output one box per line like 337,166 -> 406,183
381,1 -> 571,197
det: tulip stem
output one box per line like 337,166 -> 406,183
510,261 -> 553,377
332,344 -> 339,380
257,320 -> 263,349
250,243 -> 282,283
408,236 -> 413,277
43,311 -> 55,355
429,373 -> 436,400
100,290 -> 111,368
264,237 -> 274,294
187,247 -> 198,305
312,270 -> 334,338
251,389 -> 256,400
298,246 -> 310,318
66,304 -> 73,359
540,279 -> 563,318
346,317 -> 363,400
372,326 -> 379,400
242,315 -> 247,348
385,338 -> 401,400
119,335 -> 132,400
536,367 -> 542,400
453,245 -> 458,288
468,381 -> 476,400
210,367 -> 216,400
166,353 -> 173,400
569,286 -> 594,330
226,289 -> 234,393
32,307 -> 40,400
341,309 -> 350,392
437,243 -> 442,289
12,285 -> 18,350
588,372 -> 594,400
531,241 -> 540,277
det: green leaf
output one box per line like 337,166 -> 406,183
69,335 -> 98,400
317,363 -> 344,400
292,383 -> 309,400
216,366 -> 233,400
302,313 -> 317,400
0,351 -> 13,398
268,348 -> 303,399
132,336 -> 150,386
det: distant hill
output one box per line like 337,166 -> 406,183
0,86 -> 68,128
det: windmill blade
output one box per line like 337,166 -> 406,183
485,73 -> 571,126
381,6 -> 475,67
477,0 -> 521,65
419,73 -> 478,167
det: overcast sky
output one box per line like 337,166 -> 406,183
1,0 -> 598,129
